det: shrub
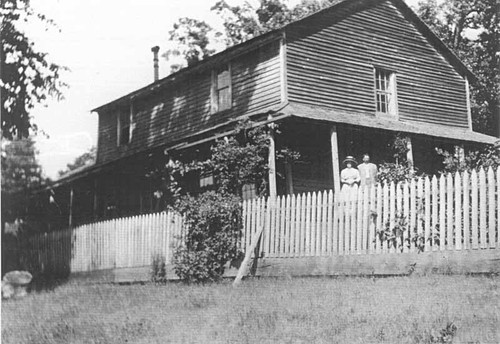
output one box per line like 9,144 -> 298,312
172,192 -> 243,284
150,254 -> 167,284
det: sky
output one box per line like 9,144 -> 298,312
27,0 -> 419,179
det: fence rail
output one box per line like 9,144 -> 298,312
17,167 -> 500,276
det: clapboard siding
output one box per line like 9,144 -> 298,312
97,40 -> 282,164
286,0 -> 469,128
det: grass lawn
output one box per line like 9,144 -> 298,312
2,275 -> 499,343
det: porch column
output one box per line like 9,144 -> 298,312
68,186 -> 74,228
92,179 -> 99,221
330,126 -> 341,194
455,145 -> 465,163
284,162 -> 294,195
406,137 -> 414,168
268,123 -> 277,199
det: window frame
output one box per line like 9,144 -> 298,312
117,104 -> 133,146
211,63 -> 232,114
373,67 -> 398,117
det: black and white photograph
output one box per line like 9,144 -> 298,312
1,0 -> 499,342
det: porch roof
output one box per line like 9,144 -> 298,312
281,103 -> 497,145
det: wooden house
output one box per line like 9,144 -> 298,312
42,0 -> 497,229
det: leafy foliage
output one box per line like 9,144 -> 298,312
377,134 -> 424,183
1,136 -> 45,194
1,0 -> 67,139
150,254 -> 167,284
58,146 -> 96,178
172,192 -> 243,283
436,145 -> 500,173
163,18 -> 218,74
164,0 -> 338,71
416,0 -> 499,135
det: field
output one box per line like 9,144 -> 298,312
2,275 -> 499,343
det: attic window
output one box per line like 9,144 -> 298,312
374,68 -> 397,116
212,64 -> 232,113
117,111 -> 131,146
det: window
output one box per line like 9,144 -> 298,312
212,64 -> 232,113
242,183 -> 257,201
117,111 -> 131,146
374,68 -> 397,116
199,173 -> 214,188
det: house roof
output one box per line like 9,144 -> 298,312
92,0 -> 476,114
282,102 -> 498,144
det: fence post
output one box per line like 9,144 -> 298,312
454,172 -> 462,250
446,173 -> 454,250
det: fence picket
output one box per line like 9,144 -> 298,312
454,172 -> 462,250
396,182 -> 402,253
416,178 -> 424,253
389,182 -> 396,253
487,167 -> 495,248
311,192 -> 318,256
439,175 -> 446,251
424,177 -> 431,252
375,184 -> 383,254
299,193 -> 306,256
431,176 -> 438,252
356,186 -> 364,254
294,194 -> 301,257
462,171 -> 470,250
284,195 -> 291,257
305,193 -> 312,256
320,190 -> 328,256
327,190 -> 334,254
497,168 -> 500,247
446,173 -> 454,250
479,168 -> 487,249
471,170 -> 479,249
382,183 -> 389,253
315,191 -> 323,256
369,185 -> 376,254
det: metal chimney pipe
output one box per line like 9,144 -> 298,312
151,46 -> 160,82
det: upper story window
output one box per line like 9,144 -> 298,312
200,173 -> 214,188
212,64 -> 232,113
374,68 -> 397,116
117,110 -> 131,146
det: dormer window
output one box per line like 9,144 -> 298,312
117,110 -> 131,146
211,64 -> 232,113
374,68 -> 397,116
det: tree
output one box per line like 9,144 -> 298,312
164,0 -> 336,71
162,18 -> 218,74
416,0 -> 499,136
1,137 -> 44,194
57,146 -> 96,178
1,0 -> 67,140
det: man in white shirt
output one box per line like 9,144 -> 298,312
358,153 -> 378,187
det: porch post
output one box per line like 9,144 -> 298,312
92,179 -> 98,221
284,162 -> 294,195
330,126 -> 341,194
268,123 -> 277,199
68,186 -> 74,228
455,144 -> 465,163
406,137 -> 414,168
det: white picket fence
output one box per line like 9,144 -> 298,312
242,167 -> 499,257
26,212 -> 184,274
21,167 -> 499,275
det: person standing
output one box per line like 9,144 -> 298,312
340,156 -> 360,199
358,153 -> 378,187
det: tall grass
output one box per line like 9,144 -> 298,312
2,275 -> 499,343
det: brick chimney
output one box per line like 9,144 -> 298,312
151,46 -> 160,82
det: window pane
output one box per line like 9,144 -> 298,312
218,87 -> 231,111
217,69 -> 230,88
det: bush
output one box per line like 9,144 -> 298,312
150,254 -> 167,284
172,192 -> 243,284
